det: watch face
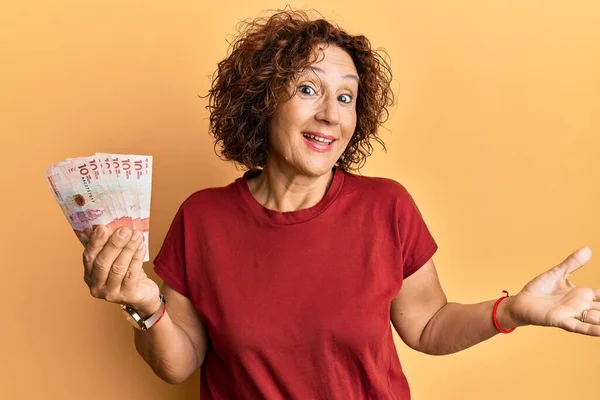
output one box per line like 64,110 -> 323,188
121,308 -> 144,330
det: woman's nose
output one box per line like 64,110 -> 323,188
315,94 -> 340,125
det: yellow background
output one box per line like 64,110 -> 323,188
2,1 -> 599,399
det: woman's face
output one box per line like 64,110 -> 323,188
267,44 -> 358,177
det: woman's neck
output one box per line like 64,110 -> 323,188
246,164 -> 334,212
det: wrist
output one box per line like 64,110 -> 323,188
497,296 -> 523,330
132,296 -> 163,320
121,293 -> 166,331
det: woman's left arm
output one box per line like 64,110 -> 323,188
390,247 -> 599,355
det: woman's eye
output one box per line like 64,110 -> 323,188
298,85 -> 352,104
339,94 -> 353,104
298,85 -> 315,95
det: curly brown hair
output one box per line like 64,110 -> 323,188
205,9 -> 394,171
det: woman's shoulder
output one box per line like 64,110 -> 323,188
342,171 -> 426,217
343,170 -> 412,199
178,178 -> 241,211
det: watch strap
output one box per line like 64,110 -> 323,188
122,293 -> 166,331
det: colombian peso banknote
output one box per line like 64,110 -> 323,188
46,153 -> 153,262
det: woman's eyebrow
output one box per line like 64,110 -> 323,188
304,66 -> 359,83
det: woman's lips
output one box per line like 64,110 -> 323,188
302,134 -> 334,153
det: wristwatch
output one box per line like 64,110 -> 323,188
121,294 -> 166,331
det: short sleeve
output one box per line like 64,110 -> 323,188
153,204 -> 190,297
396,187 -> 438,279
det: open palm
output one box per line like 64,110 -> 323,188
509,247 -> 600,336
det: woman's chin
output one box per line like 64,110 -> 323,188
268,155 -> 338,178
297,161 -> 337,178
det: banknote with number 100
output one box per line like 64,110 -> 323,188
45,153 -> 153,262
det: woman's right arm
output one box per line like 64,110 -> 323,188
83,226 -> 208,384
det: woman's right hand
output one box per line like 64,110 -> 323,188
83,225 -> 161,318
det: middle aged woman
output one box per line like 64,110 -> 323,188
82,9 -> 598,399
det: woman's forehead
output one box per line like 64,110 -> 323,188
309,44 -> 357,71
295,66 -> 360,88
295,46 -> 359,83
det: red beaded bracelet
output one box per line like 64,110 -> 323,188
492,290 -> 516,334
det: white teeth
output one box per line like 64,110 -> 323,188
303,134 -> 333,144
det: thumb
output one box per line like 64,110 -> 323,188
554,247 -> 592,277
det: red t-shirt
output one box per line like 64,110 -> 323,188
154,167 -> 438,399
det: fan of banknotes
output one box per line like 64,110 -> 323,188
45,153 -> 153,262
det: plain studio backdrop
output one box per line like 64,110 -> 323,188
1,1 -> 598,399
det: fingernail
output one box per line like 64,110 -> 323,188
95,226 -> 104,238
131,230 -> 142,241
118,228 -> 130,238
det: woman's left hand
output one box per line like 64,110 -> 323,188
508,247 -> 600,336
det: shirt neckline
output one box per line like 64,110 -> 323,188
235,167 -> 345,226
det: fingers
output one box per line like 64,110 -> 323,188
560,306 -> 600,336
104,230 -> 145,301
88,227 -> 133,288
120,243 -> 148,306
560,247 -> 593,276
83,225 -> 112,282
579,309 -> 600,324
561,318 -> 600,337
